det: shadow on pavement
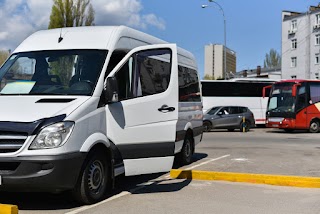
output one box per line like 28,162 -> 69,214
0,154 -> 203,211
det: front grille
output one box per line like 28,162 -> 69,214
0,133 -> 28,153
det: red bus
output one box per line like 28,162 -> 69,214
264,79 -> 320,133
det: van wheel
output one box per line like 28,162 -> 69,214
240,121 -> 250,132
177,135 -> 194,165
309,120 -> 320,133
73,151 -> 109,204
203,121 -> 212,132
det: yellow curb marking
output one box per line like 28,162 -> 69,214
170,169 -> 320,188
0,204 -> 18,214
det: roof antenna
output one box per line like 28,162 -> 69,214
58,28 -> 63,43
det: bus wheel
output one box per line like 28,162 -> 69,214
177,135 -> 194,165
309,120 -> 320,133
203,121 -> 212,132
73,151 -> 109,204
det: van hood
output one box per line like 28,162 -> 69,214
0,96 -> 90,122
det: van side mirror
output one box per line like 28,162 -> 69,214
104,77 -> 119,103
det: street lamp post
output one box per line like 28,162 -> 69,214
202,0 -> 227,79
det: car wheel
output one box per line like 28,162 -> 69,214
203,121 -> 212,132
309,120 -> 320,133
73,151 -> 109,204
227,129 -> 235,132
240,121 -> 250,132
177,135 -> 194,165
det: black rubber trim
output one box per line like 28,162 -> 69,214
36,98 -> 75,103
0,152 -> 86,192
176,130 -> 186,142
0,114 -> 66,135
117,142 -> 174,159
193,126 -> 204,137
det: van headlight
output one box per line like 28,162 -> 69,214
29,122 -> 74,149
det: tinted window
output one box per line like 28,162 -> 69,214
310,83 -> 320,103
114,48 -> 172,101
207,107 -> 220,115
201,82 -> 272,97
239,107 -> 248,113
229,107 -> 240,114
178,66 -> 201,102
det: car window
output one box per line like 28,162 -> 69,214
220,107 -> 229,115
239,107 -> 248,113
229,107 -> 240,114
207,107 -> 220,115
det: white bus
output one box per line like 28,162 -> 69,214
201,78 -> 277,125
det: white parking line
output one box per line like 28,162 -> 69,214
65,154 -> 230,214
184,154 -> 230,171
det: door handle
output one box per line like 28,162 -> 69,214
158,105 -> 175,113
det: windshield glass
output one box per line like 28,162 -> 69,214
268,83 -> 295,112
206,107 -> 220,115
0,50 -> 107,96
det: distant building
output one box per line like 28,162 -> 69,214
204,44 -> 236,79
282,4 -> 320,79
235,66 -> 282,80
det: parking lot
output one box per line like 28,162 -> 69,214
2,128 -> 320,213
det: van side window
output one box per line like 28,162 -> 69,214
178,66 -> 201,102
114,48 -> 172,101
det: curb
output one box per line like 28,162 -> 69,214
0,204 -> 18,214
170,169 -> 320,188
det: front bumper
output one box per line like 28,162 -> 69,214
266,118 -> 295,129
0,152 -> 86,192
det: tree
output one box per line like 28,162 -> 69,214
48,0 -> 95,29
203,74 -> 215,80
0,50 -> 9,66
264,49 -> 281,68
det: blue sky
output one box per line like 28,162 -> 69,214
0,0 -> 319,78
139,0 -> 320,77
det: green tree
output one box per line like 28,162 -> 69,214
203,74 -> 215,80
0,50 -> 9,66
264,49 -> 281,68
48,0 -> 95,29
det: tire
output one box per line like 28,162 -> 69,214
227,129 -> 235,132
203,121 -> 212,132
309,120 -> 320,133
72,151 -> 109,204
177,135 -> 194,165
240,121 -> 250,132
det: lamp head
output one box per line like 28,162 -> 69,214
201,4 -> 208,8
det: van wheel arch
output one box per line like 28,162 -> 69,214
72,143 -> 112,204
177,129 -> 194,165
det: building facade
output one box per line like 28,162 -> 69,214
204,44 -> 236,79
282,4 -> 320,79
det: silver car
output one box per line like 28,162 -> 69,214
203,106 -> 255,132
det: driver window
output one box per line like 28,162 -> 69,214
113,48 -> 172,101
296,86 -> 306,111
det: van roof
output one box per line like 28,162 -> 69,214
13,26 -> 195,62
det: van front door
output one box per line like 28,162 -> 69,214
105,44 -> 178,176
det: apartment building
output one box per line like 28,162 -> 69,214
204,44 -> 236,79
282,4 -> 320,79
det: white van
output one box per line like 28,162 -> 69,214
0,26 -> 203,204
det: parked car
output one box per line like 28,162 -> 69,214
203,106 -> 255,132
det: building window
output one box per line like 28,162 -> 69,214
316,73 -> 319,79
291,57 -> 297,67
291,20 -> 297,31
316,54 -> 320,64
291,75 -> 297,79
291,39 -> 297,49
316,14 -> 320,25
316,34 -> 320,45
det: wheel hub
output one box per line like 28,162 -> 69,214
88,160 -> 104,193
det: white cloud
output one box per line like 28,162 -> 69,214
0,0 -> 165,51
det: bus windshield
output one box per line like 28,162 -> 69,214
268,83 -> 295,112
0,50 -> 107,96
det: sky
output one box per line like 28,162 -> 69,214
0,0 -> 319,78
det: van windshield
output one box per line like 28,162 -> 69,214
0,50 -> 107,95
